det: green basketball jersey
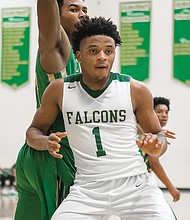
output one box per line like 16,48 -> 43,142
35,49 -> 79,108
139,149 -> 152,172
35,49 -> 80,136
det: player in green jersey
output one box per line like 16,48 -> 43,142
139,97 -> 180,202
14,1 -> 87,220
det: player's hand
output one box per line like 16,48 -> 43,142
162,129 -> 176,145
46,132 -> 67,158
169,187 -> 180,202
136,133 -> 164,157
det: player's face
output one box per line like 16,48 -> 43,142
154,104 -> 169,127
76,35 -> 116,90
60,0 -> 87,36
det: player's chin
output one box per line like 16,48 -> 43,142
95,69 -> 110,80
161,120 -> 167,127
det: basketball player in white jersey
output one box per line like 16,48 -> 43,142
26,17 -> 177,220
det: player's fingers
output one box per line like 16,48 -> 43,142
54,132 -> 67,139
164,129 -> 175,135
49,133 -> 61,142
49,150 -> 63,159
163,130 -> 176,139
136,139 -> 143,148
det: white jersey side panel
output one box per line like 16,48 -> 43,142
62,74 -> 147,183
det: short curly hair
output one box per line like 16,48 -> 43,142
153,97 -> 170,111
71,16 -> 122,54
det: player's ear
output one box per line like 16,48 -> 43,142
76,51 -> 81,63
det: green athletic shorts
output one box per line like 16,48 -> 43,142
14,142 -> 75,220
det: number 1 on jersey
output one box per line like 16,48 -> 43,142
92,127 -> 106,157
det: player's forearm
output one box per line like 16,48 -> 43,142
26,127 -> 48,151
37,0 -> 60,45
150,161 -> 172,187
153,167 -> 175,190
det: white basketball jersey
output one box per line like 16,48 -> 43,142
62,72 -> 147,183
